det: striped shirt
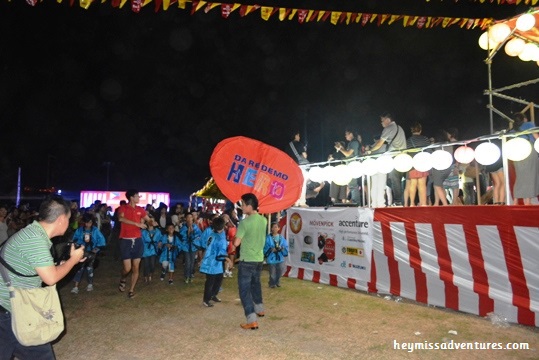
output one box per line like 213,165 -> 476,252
0,221 -> 53,312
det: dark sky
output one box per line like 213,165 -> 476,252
0,0 -> 537,203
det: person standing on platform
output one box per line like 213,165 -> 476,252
231,193 -> 267,330
287,130 -> 309,207
117,189 -> 150,299
366,113 -> 407,206
329,129 -> 361,204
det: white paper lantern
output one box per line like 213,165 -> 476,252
393,153 -> 413,172
412,152 -> 432,172
535,138 -> 539,154
516,13 -> 536,32
504,38 -> 526,57
478,31 -> 499,50
454,146 -> 475,164
518,43 -> 538,61
332,164 -> 352,186
362,158 -> 378,176
475,142 -> 501,165
490,23 -> 511,43
375,155 -> 395,174
322,165 -> 336,182
308,166 -> 325,183
431,149 -> 453,170
506,137 -> 532,161
347,161 -> 364,178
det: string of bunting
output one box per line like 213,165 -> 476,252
25,0 -> 538,29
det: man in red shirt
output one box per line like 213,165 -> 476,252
118,189 -> 150,299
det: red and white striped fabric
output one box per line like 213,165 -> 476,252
285,206 -> 539,327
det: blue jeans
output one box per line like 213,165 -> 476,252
237,261 -> 264,323
0,311 -> 55,360
73,265 -> 94,285
268,262 -> 286,287
183,251 -> 196,279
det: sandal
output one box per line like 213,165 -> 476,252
128,291 -> 135,299
118,280 -> 126,292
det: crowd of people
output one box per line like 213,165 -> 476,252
289,111 -> 539,207
0,191 -> 290,357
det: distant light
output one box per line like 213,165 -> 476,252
516,13 -> 536,32
393,153 -> 413,172
506,137 -> 532,161
475,142 -> 501,165
489,23 -> 511,43
454,146 -> 475,164
431,149 -> 453,170
332,164 -> 352,186
504,38 -> 526,57
362,158 -> 378,176
412,152 -> 432,172
57,189 -> 62,195
375,155 -> 395,174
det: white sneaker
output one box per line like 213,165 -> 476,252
71,287 -> 79,294
226,271 -> 233,278
86,284 -> 94,292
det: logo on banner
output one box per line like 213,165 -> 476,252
318,237 -> 335,265
341,247 -> 364,257
289,213 -> 302,234
301,251 -> 315,263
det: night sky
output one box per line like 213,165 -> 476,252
0,0 -> 537,203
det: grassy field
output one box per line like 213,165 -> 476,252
52,253 -> 539,360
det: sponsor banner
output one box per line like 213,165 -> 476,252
80,190 -> 170,210
286,207 -> 373,281
286,206 -> 539,327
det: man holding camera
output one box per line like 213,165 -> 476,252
0,196 -> 85,359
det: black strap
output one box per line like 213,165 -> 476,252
0,241 -> 39,279
386,125 -> 400,150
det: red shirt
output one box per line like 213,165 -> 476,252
119,205 -> 147,239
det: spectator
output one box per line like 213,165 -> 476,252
70,213 -> 106,294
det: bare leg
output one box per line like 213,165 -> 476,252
417,177 -> 428,206
408,179 -> 417,207
434,185 -> 448,206
130,258 -> 141,293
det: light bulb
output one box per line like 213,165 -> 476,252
516,13 -> 536,32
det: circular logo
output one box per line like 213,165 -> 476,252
304,235 -> 313,245
289,212 -> 302,234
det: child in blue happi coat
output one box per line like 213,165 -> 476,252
200,216 -> 231,307
264,222 -> 289,288
179,213 -> 201,283
71,213 -> 106,293
159,223 -> 181,285
142,219 -> 163,283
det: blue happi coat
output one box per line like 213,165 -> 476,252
199,230 -> 228,275
142,228 -> 163,257
263,233 -> 289,265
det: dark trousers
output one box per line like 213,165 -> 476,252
0,311 -> 55,360
387,169 -> 405,205
203,273 -> 224,302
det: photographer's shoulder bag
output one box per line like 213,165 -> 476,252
0,239 -> 64,346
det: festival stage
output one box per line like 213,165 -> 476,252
283,205 -> 539,327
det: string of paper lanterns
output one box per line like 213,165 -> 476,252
478,11 -> 539,65
306,131 -> 539,184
